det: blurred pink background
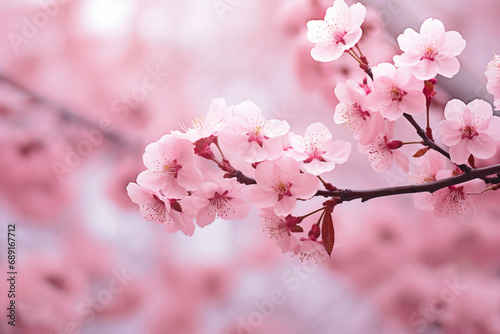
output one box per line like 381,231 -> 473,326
1,0 -> 500,333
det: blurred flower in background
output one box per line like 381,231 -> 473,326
1,0 -> 500,333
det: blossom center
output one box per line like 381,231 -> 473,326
353,103 -> 370,120
248,126 -> 267,147
391,88 -> 407,102
162,159 -> 182,178
266,220 -> 290,240
461,125 -> 478,139
145,195 -> 167,222
448,185 -> 466,202
304,145 -> 326,163
331,29 -> 347,45
274,181 -> 293,200
421,46 -> 439,61
181,116 -> 207,133
209,190 -> 232,213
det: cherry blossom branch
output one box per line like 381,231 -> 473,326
402,113 -> 450,158
402,113 -> 475,173
316,163 -> 500,203
216,154 -> 500,203
0,73 -> 133,149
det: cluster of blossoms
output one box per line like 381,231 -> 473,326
128,98 -> 351,261
129,0 -> 500,260
308,0 -> 500,217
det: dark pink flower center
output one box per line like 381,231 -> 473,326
145,195 -> 168,222
447,185 -> 466,202
421,46 -> 439,61
332,30 -> 347,45
163,159 -> 182,178
274,181 -> 293,201
353,103 -> 371,120
461,125 -> 478,139
248,127 -> 267,147
391,88 -> 407,102
209,190 -> 232,212
304,146 -> 326,163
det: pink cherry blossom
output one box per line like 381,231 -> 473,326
138,134 -> 203,198
409,150 -> 448,184
393,18 -> 466,80
306,0 -> 366,62
410,150 -> 449,211
293,239 -> 329,263
358,123 -> 409,173
413,170 -> 486,220
260,208 -> 301,253
334,79 -> 385,145
249,157 -> 319,216
367,63 -> 426,121
219,101 -> 290,163
189,179 -> 251,228
127,183 -> 195,236
438,99 -> 500,164
288,122 -> 351,175
485,54 -> 500,111
171,98 -> 232,142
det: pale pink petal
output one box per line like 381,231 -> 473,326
274,196 -> 297,216
394,151 -> 410,173
467,136 -> 496,159
177,165 -> 204,191
347,3 -> 367,28
438,120 -> 462,146
342,28 -> 363,49
463,179 -> 486,194
420,18 -> 445,38
276,157 -> 300,180
413,60 -> 440,80
306,20 -> 329,43
291,173 -> 319,199
248,186 -> 278,208
266,119 -> 290,137
163,220 -> 180,234
303,159 -> 336,175
433,190 -> 475,221
442,31 -> 466,55
262,137 -> 285,161
449,139 -> 470,164
413,192 -> 435,211
254,161 -> 276,191
434,56 -> 460,78
325,0 -> 349,21
399,91 -> 426,116
444,99 -> 467,122
324,140 -> 351,164
468,99 -> 493,123
223,201 -> 251,221
127,182 -> 151,205
196,205 -> 217,228
393,53 -> 421,68
170,210 -> 195,236
396,28 -> 420,53
311,41 -> 344,62
305,122 -> 332,141
484,116 -> 500,140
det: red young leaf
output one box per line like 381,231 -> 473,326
413,147 -> 430,158
468,154 -> 476,168
289,225 -> 304,233
321,210 -> 335,256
